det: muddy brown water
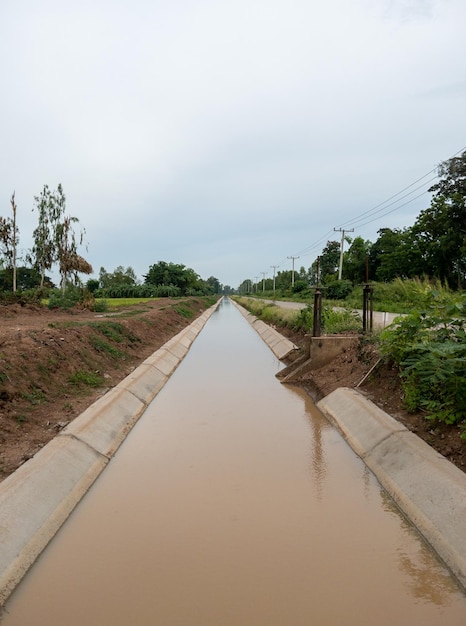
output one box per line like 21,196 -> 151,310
2,298 -> 466,625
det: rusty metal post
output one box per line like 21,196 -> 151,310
313,288 -> 322,337
362,255 -> 374,333
363,284 -> 374,333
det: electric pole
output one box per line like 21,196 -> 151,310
270,265 -> 279,295
261,271 -> 267,292
287,255 -> 299,287
334,228 -> 354,280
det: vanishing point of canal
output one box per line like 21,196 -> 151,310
2,298 -> 466,625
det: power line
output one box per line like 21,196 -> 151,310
336,175 -> 438,230
256,146 -> 466,283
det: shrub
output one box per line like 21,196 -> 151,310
324,279 -> 353,300
380,290 -> 466,431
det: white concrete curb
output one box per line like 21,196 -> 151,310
0,300 -> 221,606
230,299 -> 298,359
317,387 -> 466,591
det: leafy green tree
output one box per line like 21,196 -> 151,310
31,183 -> 91,292
205,275 -> 221,294
369,228 -> 419,282
99,265 -> 138,288
0,267 -> 46,291
55,214 -> 92,292
275,269 -> 293,291
31,184 -> 62,288
144,261 -> 200,295
411,194 -> 466,289
429,150 -> 466,198
343,236 -> 371,284
86,278 -> 100,293
406,150 -> 466,289
319,240 -> 340,284
0,192 -> 20,291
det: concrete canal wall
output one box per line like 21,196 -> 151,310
0,301 -> 221,606
233,301 -> 466,591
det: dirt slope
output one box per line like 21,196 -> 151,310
0,298 -> 213,480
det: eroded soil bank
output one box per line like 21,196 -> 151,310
0,297 -> 216,480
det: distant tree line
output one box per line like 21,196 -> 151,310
240,150 -> 466,294
89,261 -> 229,298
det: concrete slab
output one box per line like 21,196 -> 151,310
145,347 -> 181,376
316,387 -> 406,457
0,436 -> 107,605
317,387 -> 466,591
116,363 -> 168,406
63,386 -> 147,458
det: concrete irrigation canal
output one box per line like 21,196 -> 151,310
1,297 -> 466,625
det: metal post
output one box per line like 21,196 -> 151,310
313,288 -> 322,337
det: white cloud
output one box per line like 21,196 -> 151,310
0,0 -> 465,287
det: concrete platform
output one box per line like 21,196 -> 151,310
0,300 -> 221,606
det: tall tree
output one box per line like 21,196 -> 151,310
31,184 -> 92,292
31,184 -> 63,287
55,215 -> 92,292
144,261 -> 200,295
411,151 -> 466,288
343,236 -> 371,283
0,192 -> 19,291
319,240 -> 340,284
99,265 -> 137,288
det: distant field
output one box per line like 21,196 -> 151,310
96,297 -> 159,309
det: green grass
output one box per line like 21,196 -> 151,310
172,305 -> 195,319
89,335 -> 125,358
95,297 -> 159,309
68,370 -> 105,387
21,389 -> 46,405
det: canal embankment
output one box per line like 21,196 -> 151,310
1,296 -> 465,614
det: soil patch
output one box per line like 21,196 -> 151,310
0,297 -> 214,481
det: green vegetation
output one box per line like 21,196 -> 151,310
247,277 -> 455,315
68,370 -> 105,387
21,388 -> 46,405
240,151 -> 466,296
233,297 -> 361,334
380,290 -> 466,434
237,287 -> 466,437
88,335 -> 125,358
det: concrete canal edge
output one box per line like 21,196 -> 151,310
317,388 -> 466,592
234,300 -> 466,592
230,299 -> 298,359
0,300 -> 221,607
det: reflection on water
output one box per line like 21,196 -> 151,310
378,488 -> 460,606
1,298 -> 466,625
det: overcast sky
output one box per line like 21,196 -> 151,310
1,0 -> 465,288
